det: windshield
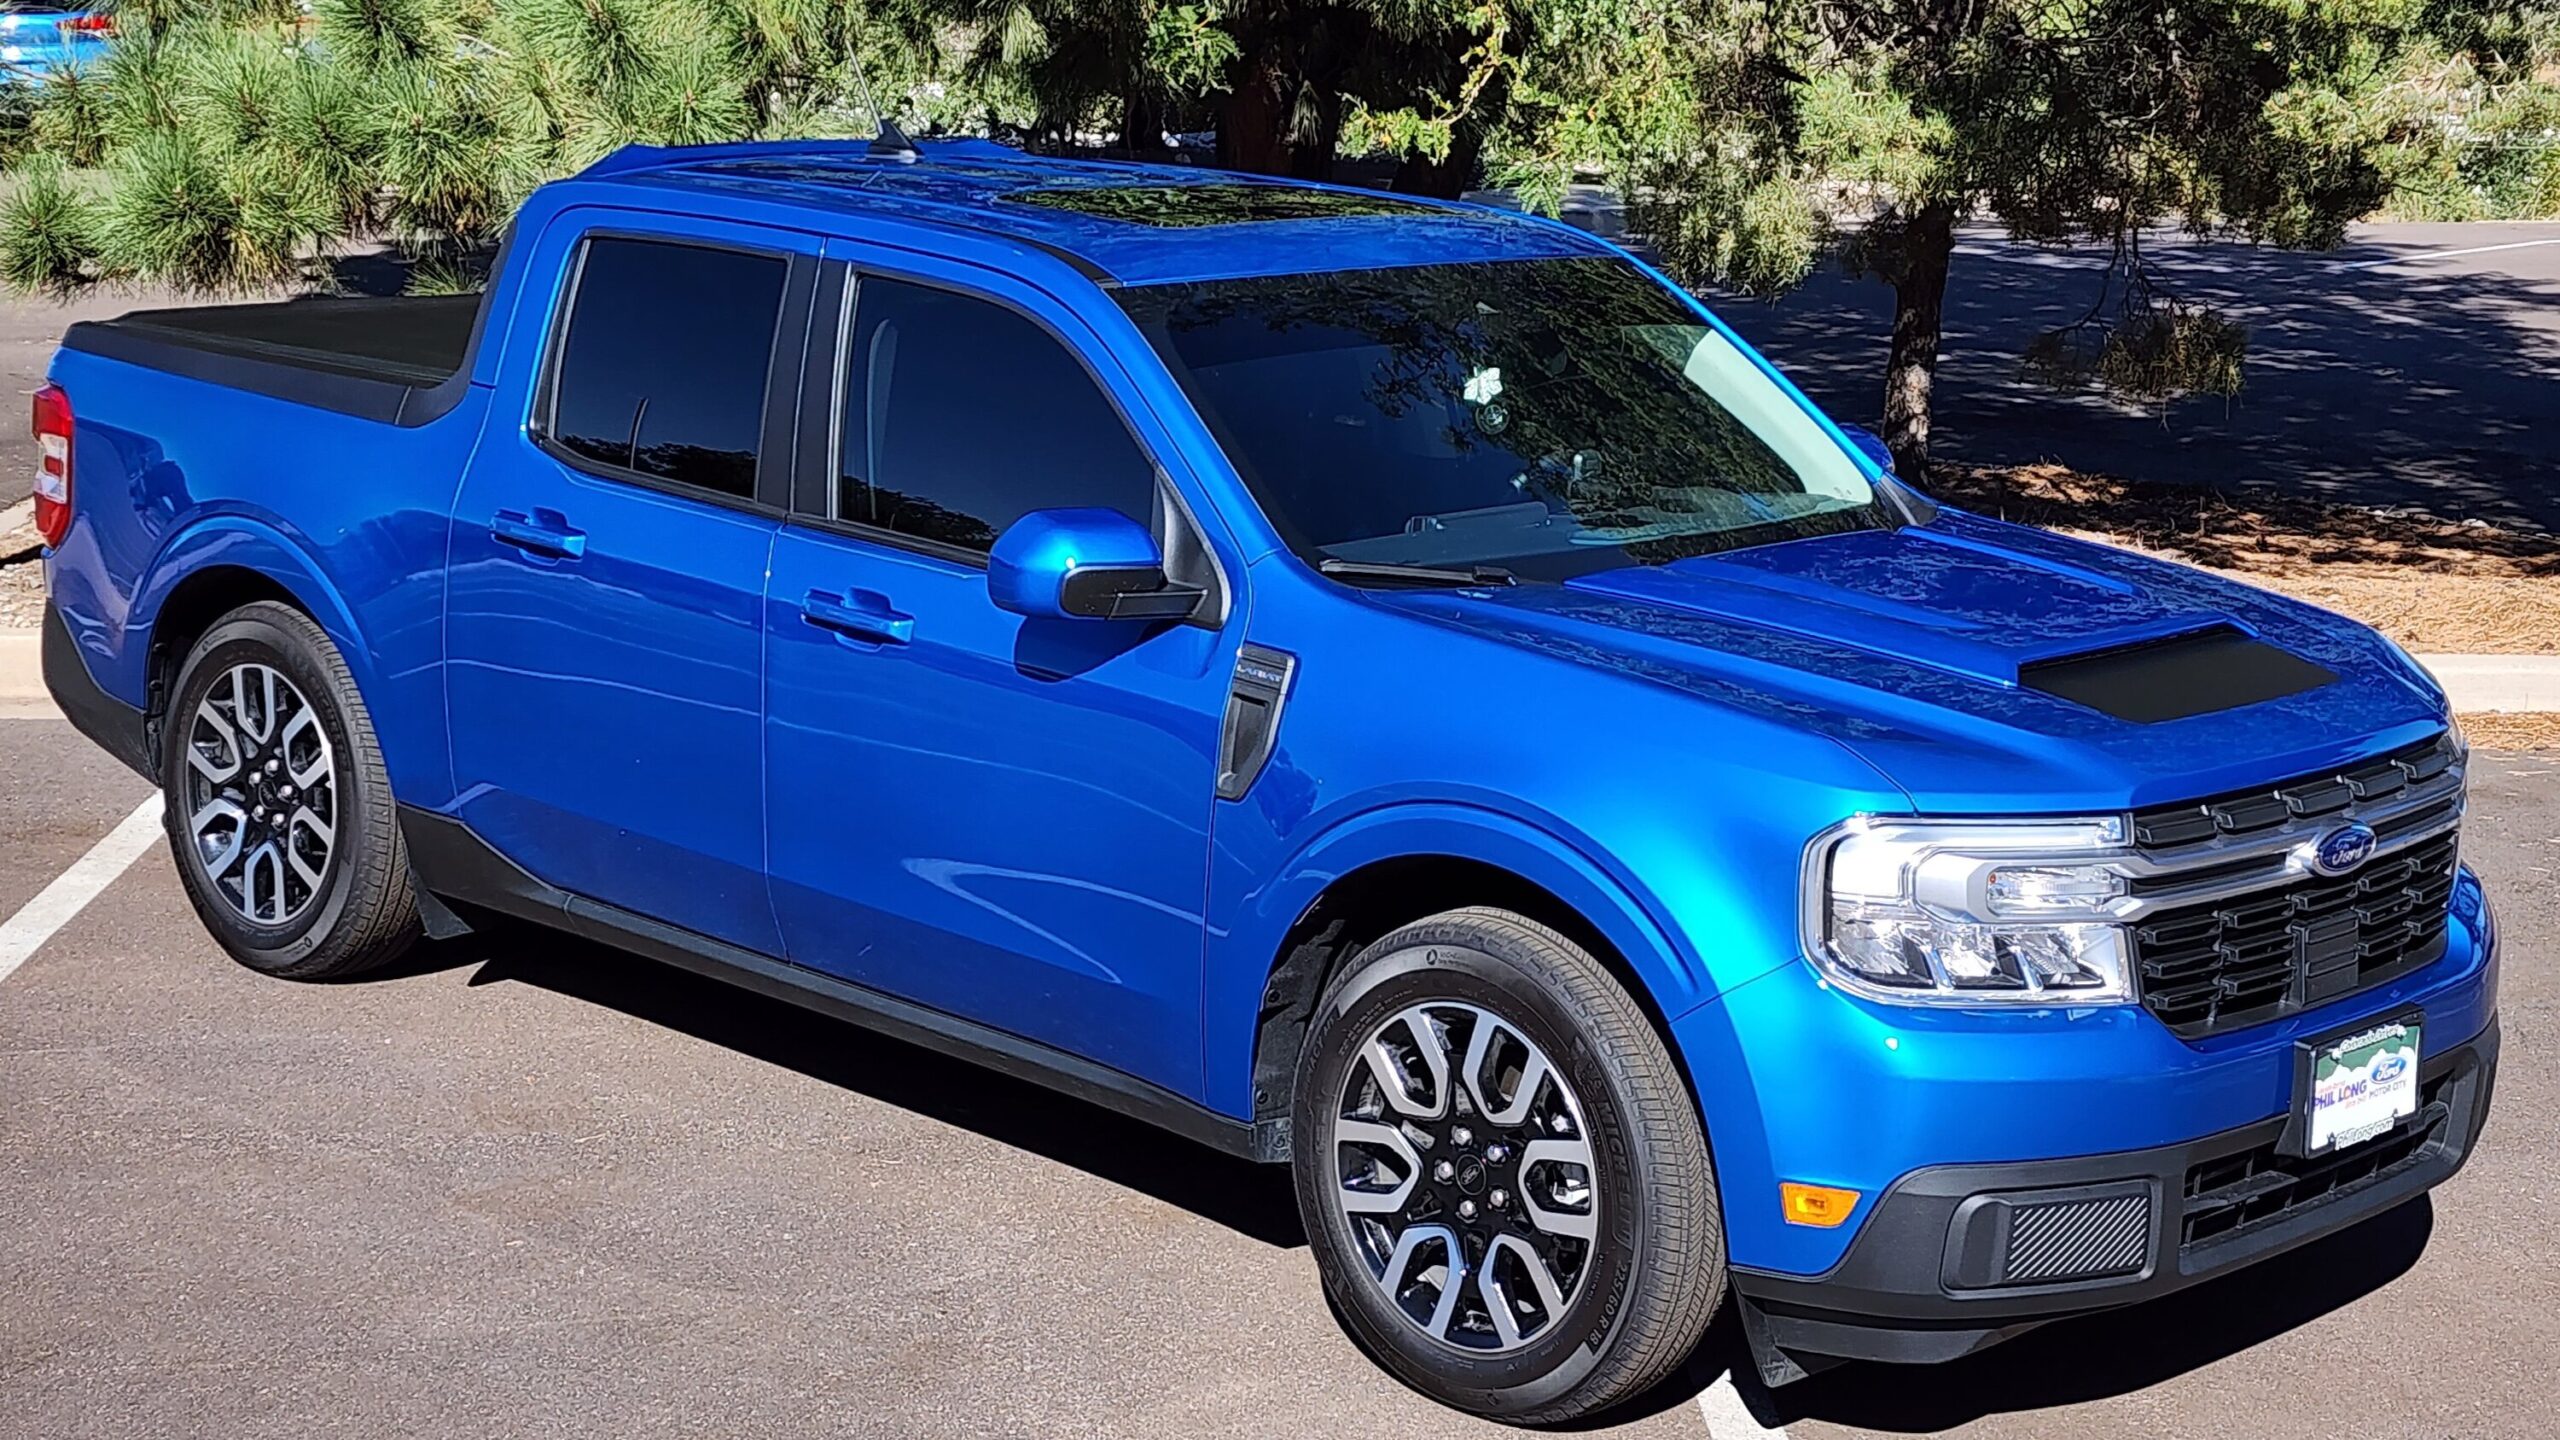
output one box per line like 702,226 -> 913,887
1115,257 -> 1886,581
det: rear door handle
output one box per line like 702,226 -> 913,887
801,589 -> 914,646
491,508 -> 586,560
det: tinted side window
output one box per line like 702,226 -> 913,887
548,237 -> 787,500
838,278 -> 1155,552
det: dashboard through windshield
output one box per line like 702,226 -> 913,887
1114,257 -> 1888,581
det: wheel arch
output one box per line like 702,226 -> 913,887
130,521 -> 376,773
1225,804 -> 1711,1135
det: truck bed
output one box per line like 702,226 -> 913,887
61,293 -> 486,427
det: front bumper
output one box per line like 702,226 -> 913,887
1671,858 -> 2499,1379
1731,1019 -> 2497,1376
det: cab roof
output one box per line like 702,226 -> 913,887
576,138 -> 1612,288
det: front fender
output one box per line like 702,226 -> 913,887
1201,797 -> 1706,1120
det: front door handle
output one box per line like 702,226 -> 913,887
801,588 -> 914,646
491,508 -> 587,560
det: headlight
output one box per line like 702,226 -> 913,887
1804,817 -> 2140,1005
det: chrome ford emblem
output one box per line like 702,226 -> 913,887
2310,822 -> 2378,877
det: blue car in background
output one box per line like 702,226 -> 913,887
33,137 -> 2500,1423
0,0 -> 110,84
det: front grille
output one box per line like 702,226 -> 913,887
2126,733 -> 2464,1039
2181,1072 -> 2452,1248
2134,833 -> 2458,1037
2130,733 -> 2458,850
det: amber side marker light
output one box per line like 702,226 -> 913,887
1780,1183 -> 1861,1228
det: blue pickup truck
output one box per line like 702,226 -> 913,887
38,137 -> 2498,1422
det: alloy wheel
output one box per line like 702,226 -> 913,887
1334,1001 -> 1599,1352
182,662 -> 338,927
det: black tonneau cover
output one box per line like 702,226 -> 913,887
61,291 -> 488,427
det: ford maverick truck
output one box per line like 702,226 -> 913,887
37,137 -> 2499,1423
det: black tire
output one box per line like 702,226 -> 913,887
1292,907 -> 1723,1425
160,601 -> 421,980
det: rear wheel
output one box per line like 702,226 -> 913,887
162,602 -> 420,979
1292,907 -> 1723,1424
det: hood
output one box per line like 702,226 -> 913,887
1376,510 -> 2448,814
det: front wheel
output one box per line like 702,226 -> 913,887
1292,907 -> 1724,1424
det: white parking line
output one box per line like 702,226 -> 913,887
0,794 -> 163,984
1698,1372 -> 1788,1438
2331,236 -> 2560,271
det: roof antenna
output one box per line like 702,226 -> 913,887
849,57 -> 919,163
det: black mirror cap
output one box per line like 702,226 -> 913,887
1060,563 -> 1209,622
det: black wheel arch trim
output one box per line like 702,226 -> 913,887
397,804 -> 1290,1163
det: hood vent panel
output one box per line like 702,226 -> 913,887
2021,628 -> 2336,724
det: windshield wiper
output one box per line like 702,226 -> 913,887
1317,558 -> 1519,588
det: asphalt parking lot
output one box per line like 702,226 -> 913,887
2,708 -> 2554,1438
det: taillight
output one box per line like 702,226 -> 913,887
32,383 -> 72,548
63,13 -> 115,35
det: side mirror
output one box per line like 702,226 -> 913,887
1837,423 -> 1896,475
988,508 -> 1206,623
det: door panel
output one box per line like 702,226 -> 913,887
448,475 -> 780,949
444,213 -> 814,955
765,532 -> 1228,1094
763,252 -> 1241,1100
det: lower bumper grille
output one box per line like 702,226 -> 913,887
2180,1070 -> 2454,1249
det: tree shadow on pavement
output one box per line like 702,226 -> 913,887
435,922 -> 1309,1250
1717,229 -> 2560,533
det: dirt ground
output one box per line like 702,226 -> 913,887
1936,464 -> 2560,655
0,510 -> 39,629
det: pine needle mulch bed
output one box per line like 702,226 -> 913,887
1934,464 -> 2560,657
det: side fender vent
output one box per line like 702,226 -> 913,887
1216,645 -> 1297,800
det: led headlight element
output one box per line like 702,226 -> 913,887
1807,817 -> 2140,1005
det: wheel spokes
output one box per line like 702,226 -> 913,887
182,661 -> 340,929
280,704 -> 331,789
1519,1136 -> 1599,1241
192,797 -> 246,879
1376,1224 -> 1466,1341
1360,1009 -> 1450,1120
1336,1119 -> 1421,1215
242,840 -> 288,924
1334,996 -> 1599,1355
1478,1233 -> 1569,1348
1461,1011 -> 1551,1127
188,698 -> 243,784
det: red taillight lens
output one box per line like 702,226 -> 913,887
32,383 -> 72,548
63,13 -> 116,35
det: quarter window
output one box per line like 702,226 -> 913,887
548,236 -> 787,501
837,278 -> 1156,553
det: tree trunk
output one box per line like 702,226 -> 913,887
1287,86 -> 1344,182
1121,89 -> 1167,155
1391,119 -> 1484,199
1881,202 -> 1958,481
1217,42 -> 1297,174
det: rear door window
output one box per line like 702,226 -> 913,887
835,277 -> 1156,553
546,236 -> 788,501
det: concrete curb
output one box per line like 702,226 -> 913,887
1,629 -> 2554,720
2415,655 -> 2560,714
0,630 -> 50,720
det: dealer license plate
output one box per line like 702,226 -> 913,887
2304,1017 -> 2421,1155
